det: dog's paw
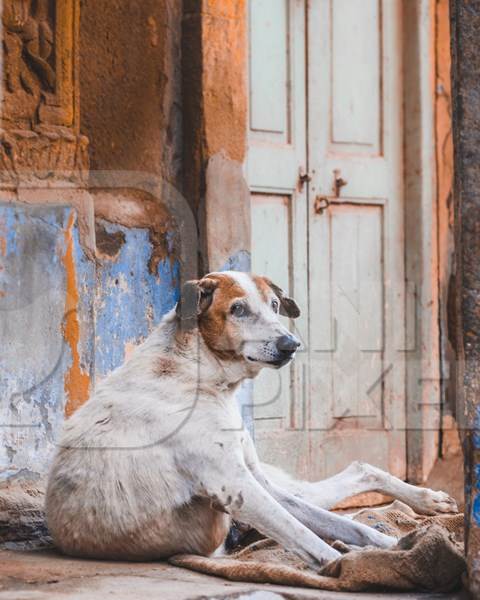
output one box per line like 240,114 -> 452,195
409,487 -> 459,516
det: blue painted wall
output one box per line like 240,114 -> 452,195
0,204 -> 77,478
0,203 -> 179,478
95,219 -> 179,377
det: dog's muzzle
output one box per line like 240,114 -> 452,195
273,334 -> 300,366
246,334 -> 300,367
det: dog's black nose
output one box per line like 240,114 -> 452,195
276,335 -> 301,355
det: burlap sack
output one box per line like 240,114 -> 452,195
169,501 -> 465,593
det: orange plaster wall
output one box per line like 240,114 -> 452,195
183,0 -> 248,211
434,5 -> 454,377
201,0 -> 247,163
435,0 -> 459,453
435,0 -> 453,205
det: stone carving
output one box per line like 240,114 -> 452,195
2,0 -> 55,125
0,127 -> 89,187
1,1 -> 88,186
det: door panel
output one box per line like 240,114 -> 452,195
331,0 -> 381,150
248,0 -> 306,191
330,204 -> 383,421
308,201 -> 386,431
249,0 -> 289,136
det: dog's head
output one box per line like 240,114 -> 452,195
176,272 -> 300,371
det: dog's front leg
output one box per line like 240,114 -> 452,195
239,439 -> 396,549
270,481 -> 396,549
251,466 -> 397,550
196,462 -> 341,568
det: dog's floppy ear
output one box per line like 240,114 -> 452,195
264,278 -> 301,319
176,278 -> 218,329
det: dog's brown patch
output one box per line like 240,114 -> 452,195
154,357 -> 177,377
252,275 -> 272,304
198,273 -> 246,360
253,275 -> 301,319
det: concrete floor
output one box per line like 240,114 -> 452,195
0,548 -> 467,600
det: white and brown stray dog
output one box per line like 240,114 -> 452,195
46,271 -> 457,567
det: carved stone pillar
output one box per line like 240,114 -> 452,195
1,0 -> 88,186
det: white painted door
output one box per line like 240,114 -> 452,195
248,0 -> 406,481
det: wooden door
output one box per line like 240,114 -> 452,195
248,0 -> 406,480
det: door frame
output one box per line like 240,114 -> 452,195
190,0 -> 443,483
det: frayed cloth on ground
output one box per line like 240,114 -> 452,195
169,501 -> 465,593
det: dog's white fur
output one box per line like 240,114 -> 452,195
46,271 -> 457,567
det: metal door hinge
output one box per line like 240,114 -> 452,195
298,167 -> 312,191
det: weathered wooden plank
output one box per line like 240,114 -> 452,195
449,0 -> 480,593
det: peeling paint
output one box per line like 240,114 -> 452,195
0,204 -> 73,475
95,219 -> 180,378
220,250 -> 251,273
95,221 -> 126,259
1,202 -> 179,478
62,213 -> 91,417
93,190 -> 178,275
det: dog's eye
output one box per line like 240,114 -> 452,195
271,299 -> 279,313
231,302 -> 248,318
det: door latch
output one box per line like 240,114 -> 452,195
333,169 -> 348,197
313,170 -> 348,215
314,196 -> 330,214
